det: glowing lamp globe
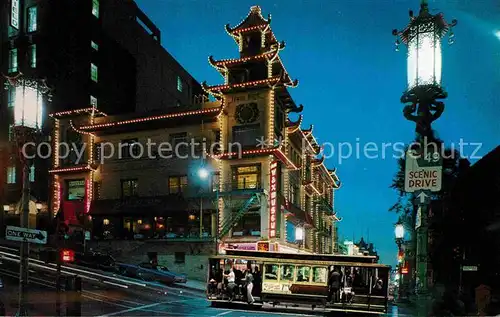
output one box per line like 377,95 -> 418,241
395,223 -> 405,239
393,2 -> 457,99
14,84 -> 44,130
295,227 -> 304,241
198,168 -> 209,179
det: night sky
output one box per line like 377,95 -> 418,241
135,0 -> 500,266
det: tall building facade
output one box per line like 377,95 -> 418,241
1,0 -> 202,216
48,6 -> 342,280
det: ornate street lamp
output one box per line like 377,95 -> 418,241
393,0 -> 457,141
395,222 -> 405,242
3,72 -> 51,316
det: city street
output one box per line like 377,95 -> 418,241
0,273 -> 416,317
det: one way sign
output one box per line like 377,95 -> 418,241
6,226 -> 47,244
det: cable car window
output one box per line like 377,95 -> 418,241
296,266 -> 311,282
312,267 -> 328,283
280,265 -> 294,281
264,264 -> 278,280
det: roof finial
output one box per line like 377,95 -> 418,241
250,5 -> 261,14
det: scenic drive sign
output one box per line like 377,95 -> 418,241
405,148 -> 443,193
6,226 -> 47,244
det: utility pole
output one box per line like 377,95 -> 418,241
17,162 -> 30,317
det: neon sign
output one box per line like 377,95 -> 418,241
269,161 -> 278,238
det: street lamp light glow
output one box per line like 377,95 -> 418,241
14,85 -> 44,129
198,167 -> 209,179
395,223 -> 405,239
407,28 -> 442,89
295,227 -> 304,241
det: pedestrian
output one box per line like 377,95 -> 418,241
245,267 -> 255,304
223,267 -> 236,301
328,266 -> 341,303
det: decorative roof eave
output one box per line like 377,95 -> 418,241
286,114 -> 303,132
225,6 -> 271,34
286,103 -> 303,113
210,48 -> 280,68
302,124 -> 313,135
49,107 -> 107,119
328,167 -> 342,188
49,164 -> 96,174
312,156 -> 325,167
77,107 -> 222,131
203,76 -> 283,94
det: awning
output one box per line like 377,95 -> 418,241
90,195 -> 188,217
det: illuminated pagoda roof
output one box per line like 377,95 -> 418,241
205,5 -> 301,113
49,107 -> 108,119
225,5 -> 272,36
71,105 -> 222,134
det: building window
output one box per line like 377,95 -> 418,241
90,95 -> 97,107
29,165 -> 35,182
174,252 -> 185,264
168,175 -> 187,194
29,44 -> 36,68
92,0 -> 99,18
232,124 -> 260,148
91,63 -> 98,82
91,41 -> 98,51
8,49 -> 18,73
27,6 -> 37,33
7,87 -> 15,108
67,179 -> 85,200
121,179 -> 138,198
8,124 -> 14,141
177,76 -> 183,92
7,166 -> 16,184
103,218 -> 110,225
232,165 -> 260,190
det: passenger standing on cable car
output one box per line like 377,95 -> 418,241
223,267 -> 236,301
245,267 -> 255,304
253,266 -> 261,297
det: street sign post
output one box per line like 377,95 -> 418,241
6,226 -> 47,244
404,148 -> 443,297
405,149 -> 443,192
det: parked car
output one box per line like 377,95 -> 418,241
117,262 -> 187,285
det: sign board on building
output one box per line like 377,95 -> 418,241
6,226 -> 47,244
11,0 -> 19,29
462,265 -> 478,272
405,149 -> 443,193
269,161 -> 278,238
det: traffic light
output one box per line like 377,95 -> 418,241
61,249 -> 75,263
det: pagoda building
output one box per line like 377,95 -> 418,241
204,6 -> 341,254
